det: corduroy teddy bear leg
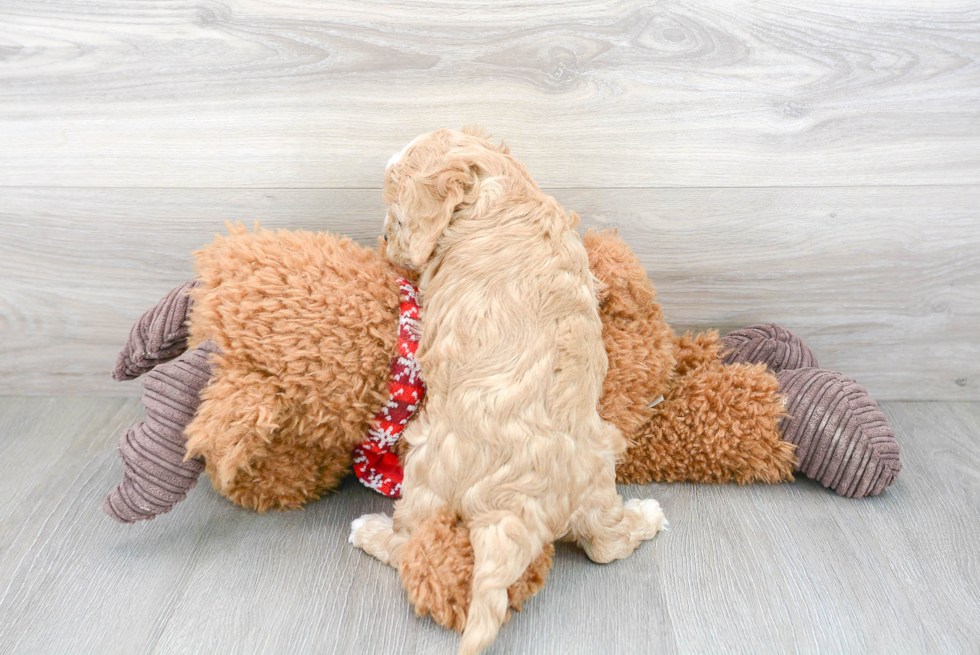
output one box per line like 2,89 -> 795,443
776,368 -> 901,498
112,281 -> 199,381
104,341 -> 219,522
719,323 -> 818,372
719,324 -> 901,497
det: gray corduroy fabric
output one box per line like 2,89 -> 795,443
112,280 -> 198,381
720,323 -> 819,372
776,368 -> 901,498
104,341 -> 219,523
721,323 -> 901,497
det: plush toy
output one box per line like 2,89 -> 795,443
104,224 -> 901,628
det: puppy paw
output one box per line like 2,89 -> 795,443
348,515 -> 369,545
349,513 -> 393,549
625,498 -> 667,540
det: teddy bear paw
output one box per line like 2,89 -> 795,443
721,323 -> 818,372
777,368 -> 901,498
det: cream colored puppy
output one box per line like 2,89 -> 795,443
350,128 -> 665,655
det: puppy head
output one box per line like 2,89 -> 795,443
382,128 -> 511,270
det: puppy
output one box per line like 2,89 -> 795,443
350,128 -> 665,655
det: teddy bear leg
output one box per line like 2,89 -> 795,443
184,367 -> 358,512
720,323 -> 818,372
776,368 -> 901,498
112,280 -> 198,381
213,435 -> 356,513
618,333 -> 796,486
103,340 -> 219,523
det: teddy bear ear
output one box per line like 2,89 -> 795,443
400,149 -> 482,268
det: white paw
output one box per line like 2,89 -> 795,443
625,498 -> 667,538
349,513 -> 392,547
348,516 -> 368,545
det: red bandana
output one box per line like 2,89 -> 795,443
352,278 -> 424,498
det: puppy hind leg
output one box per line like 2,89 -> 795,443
350,489 -> 446,567
459,516 -> 540,655
570,481 -> 666,564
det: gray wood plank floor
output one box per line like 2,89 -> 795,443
1,397 -> 978,654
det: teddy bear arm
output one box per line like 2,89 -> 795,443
179,227 -> 403,511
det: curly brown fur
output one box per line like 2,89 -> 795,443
617,331 -> 796,485
177,226 -> 796,510
146,224 -> 798,633
670,330 -> 725,379
184,224 -> 402,511
585,230 -> 677,444
398,508 -> 555,633
580,231 -> 795,485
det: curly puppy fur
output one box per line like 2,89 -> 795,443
398,508 -> 554,633
350,129 -> 665,655
398,230 -> 794,631
185,227 -> 793,510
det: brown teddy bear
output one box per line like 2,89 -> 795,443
104,224 -> 901,628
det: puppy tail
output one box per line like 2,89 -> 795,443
458,515 -> 539,655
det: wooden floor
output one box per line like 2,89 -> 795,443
1,396 -> 978,654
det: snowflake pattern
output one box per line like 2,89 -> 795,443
351,278 -> 425,498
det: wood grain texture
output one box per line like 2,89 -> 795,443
1,0 -> 978,187
1,397 -> 979,654
2,1 -> 977,650
1,186 -> 977,400
655,401 -> 980,653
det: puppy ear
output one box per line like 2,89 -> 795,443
400,153 -> 480,267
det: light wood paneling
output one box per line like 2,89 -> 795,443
1,397 -> 979,653
1,186 -> 977,400
1,0 -> 978,187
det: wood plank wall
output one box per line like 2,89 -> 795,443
1,0 -> 978,399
